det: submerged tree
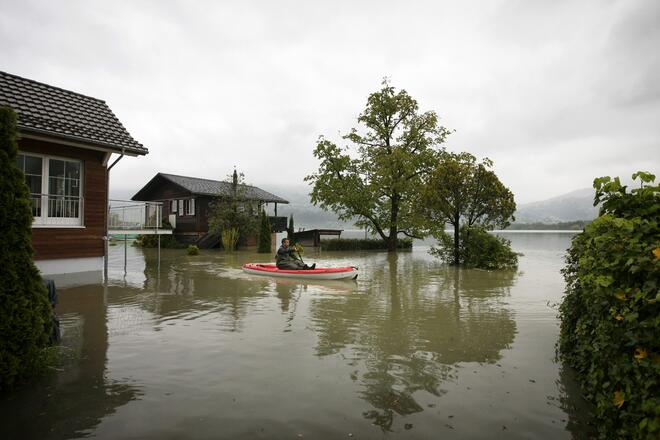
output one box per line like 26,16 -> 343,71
257,210 -> 272,253
287,214 -> 294,241
305,79 -> 451,251
422,152 -> 516,266
0,106 -> 52,390
207,170 -> 259,250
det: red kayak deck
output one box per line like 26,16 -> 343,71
242,264 -> 358,280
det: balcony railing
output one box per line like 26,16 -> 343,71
108,200 -> 166,231
30,194 -> 84,226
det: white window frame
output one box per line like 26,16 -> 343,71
170,200 -> 178,213
17,152 -> 84,227
178,199 -> 184,215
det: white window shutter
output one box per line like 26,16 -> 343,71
190,199 -> 195,216
178,200 -> 183,214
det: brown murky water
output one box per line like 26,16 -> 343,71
0,233 -> 594,439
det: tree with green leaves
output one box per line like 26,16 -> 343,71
0,106 -> 52,390
207,170 -> 259,250
257,210 -> 272,253
305,79 -> 451,251
422,152 -> 516,266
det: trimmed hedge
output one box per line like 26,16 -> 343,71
135,234 -> 186,249
320,238 -> 413,251
558,172 -> 659,439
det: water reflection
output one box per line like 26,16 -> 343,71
0,286 -> 141,439
310,253 -> 518,431
0,234 -> 593,439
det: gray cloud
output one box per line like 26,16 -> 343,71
1,0 -> 658,204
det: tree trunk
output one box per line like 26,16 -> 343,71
453,215 -> 460,265
388,193 -> 399,252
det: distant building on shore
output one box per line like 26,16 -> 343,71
0,71 -> 148,284
131,172 -> 289,247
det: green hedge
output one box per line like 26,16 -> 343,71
320,238 -> 412,251
0,106 -> 52,390
135,234 -> 186,249
558,172 -> 659,439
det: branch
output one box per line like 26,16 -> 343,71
398,230 -> 423,239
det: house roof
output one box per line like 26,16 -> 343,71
0,71 -> 147,155
132,173 -> 289,204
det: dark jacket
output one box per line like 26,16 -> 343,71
276,245 -> 298,263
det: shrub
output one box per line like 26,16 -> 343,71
135,234 -> 185,249
221,228 -> 239,251
320,238 -> 413,251
558,172 -> 659,439
257,211 -> 272,253
187,245 -> 199,256
430,226 -> 519,269
0,106 -> 52,390
134,219 -> 184,249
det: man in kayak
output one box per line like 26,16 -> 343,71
276,238 -> 316,270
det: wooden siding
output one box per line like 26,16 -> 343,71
19,137 -> 108,260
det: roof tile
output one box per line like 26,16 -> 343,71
158,173 -> 289,204
0,71 -> 147,155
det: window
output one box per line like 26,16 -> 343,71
183,199 -> 195,216
16,153 -> 83,226
15,154 -> 43,217
170,200 -> 177,213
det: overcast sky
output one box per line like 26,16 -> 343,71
1,0 -> 658,203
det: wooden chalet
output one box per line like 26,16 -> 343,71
131,172 -> 289,247
0,71 -> 148,283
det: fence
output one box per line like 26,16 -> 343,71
108,200 -> 164,231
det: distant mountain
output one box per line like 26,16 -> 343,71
514,188 -> 598,223
114,182 -> 600,228
264,184 -> 353,229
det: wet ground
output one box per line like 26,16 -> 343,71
0,232 -> 594,439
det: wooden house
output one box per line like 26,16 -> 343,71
131,172 -> 289,247
0,71 -> 148,283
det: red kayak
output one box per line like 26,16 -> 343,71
242,263 -> 358,280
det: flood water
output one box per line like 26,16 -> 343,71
0,232 -> 594,439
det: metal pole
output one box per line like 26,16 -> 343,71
103,235 -> 108,283
124,234 -> 127,274
158,233 -> 161,273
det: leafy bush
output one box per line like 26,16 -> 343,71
430,226 -> 519,269
558,172 -> 659,439
0,106 -> 52,390
320,238 -> 412,251
186,245 -> 199,256
257,211 -> 272,253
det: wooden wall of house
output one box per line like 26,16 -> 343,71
19,137 -> 107,261
196,196 -> 213,233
